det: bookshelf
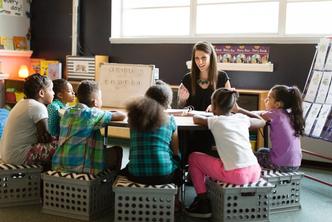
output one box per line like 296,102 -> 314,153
237,89 -> 268,149
0,50 -> 32,79
0,50 -> 33,57
170,86 -> 268,149
4,78 -> 25,106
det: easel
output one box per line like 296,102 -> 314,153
301,37 -> 332,187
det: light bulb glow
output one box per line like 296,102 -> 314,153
18,65 -> 29,78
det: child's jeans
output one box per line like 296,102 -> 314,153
255,147 -> 299,172
188,152 -> 261,195
24,141 -> 57,170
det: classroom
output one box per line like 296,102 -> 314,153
0,1 -> 331,222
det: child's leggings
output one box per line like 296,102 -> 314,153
188,152 -> 261,194
24,141 -> 57,170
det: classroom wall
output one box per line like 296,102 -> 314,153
30,0 -> 316,90
30,0 -> 72,61
0,0 -> 30,42
29,1 -> 331,163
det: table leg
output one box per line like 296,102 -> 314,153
178,128 -> 190,205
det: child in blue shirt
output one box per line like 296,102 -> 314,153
47,79 -> 75,137
123,80 -> 180,185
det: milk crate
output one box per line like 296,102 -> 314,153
113,175 -> 178,222
261,170 -> 304,213
0,163 -> 42,207
207,178 -> 274,222
42,170 -> 116,221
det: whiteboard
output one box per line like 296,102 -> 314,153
98,63 -> 155,108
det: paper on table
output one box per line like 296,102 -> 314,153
165,109 -> 213,117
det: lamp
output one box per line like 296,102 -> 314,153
18,65 -> 29,78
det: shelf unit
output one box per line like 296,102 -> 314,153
237,89 -> 268,149
170,86 -> 268,149
0,50 -> 33,57
4,78 -> 25,106
186,60 -> 273,72
0,50 -> 33,79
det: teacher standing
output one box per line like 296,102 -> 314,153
178,41 -> 231,111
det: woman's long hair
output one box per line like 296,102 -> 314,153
190,41 -> 218,95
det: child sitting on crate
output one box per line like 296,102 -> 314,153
185,88 -> 265,219
122,80 -> 181,185
0,74 -> 57,169
52,80 -> 126,175
47,79 -> 76,138
255,85 -> 304,173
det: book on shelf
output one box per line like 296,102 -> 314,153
40,60 -> 59,76
48,63 -> 62,80
31,59 -> 62,78
0,72 -> 9,79
0,36 -> 14,50
30,58 -> 45,74
12,36 -> 28,50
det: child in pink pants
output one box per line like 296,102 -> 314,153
185,88 -> 265,218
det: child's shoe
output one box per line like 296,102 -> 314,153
185,196 -> 212,218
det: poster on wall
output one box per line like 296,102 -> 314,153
0,0 -> 24,16
214,45 -> 270,64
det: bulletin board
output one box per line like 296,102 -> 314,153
97,63 -> 155,108
303,38 -> 332,142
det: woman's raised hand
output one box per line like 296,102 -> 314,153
178,83 -> 190,103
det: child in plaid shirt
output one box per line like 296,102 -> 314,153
52,80 -> 125,174
123,80 -> 180,185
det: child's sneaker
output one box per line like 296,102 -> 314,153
185,196 -> 212,218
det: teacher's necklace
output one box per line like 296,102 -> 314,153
197,79 -> 209,85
